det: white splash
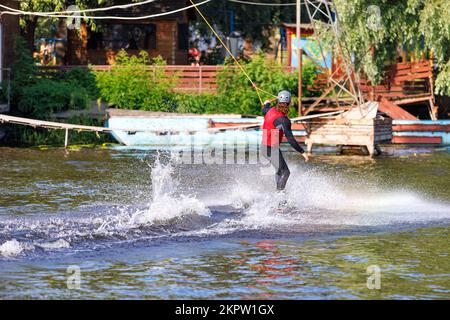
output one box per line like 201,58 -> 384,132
132,155 -> 210,225
36,239 -> 70,250
0,239 -> 25,257
221,163 -> 450,229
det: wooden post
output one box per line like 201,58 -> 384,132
297,0 -> 302,116
287,30 -> 292,66
64,128 -> 69,148
299,48 -> 303,115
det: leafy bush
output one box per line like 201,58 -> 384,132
63,67 -> 99,99
95,50 -> 177,111
10,37 -> 92,119
3,116 -> 113,147
213,51 -> 318,115
172,54 -> 319,116
0,81 -> 9,104
18,79 -> 90,117
174,93 -> 232,114
11,37 -> 37,105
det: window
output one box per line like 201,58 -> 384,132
87,24 -> 156,50
178,23 -> 189,50
87,29 -> 102,50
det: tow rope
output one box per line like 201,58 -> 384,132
188,0 -> 278,106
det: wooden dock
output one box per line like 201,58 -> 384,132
305,101 -> 392,156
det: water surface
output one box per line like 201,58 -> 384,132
0,145 -> 449,299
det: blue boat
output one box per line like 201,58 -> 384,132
106,108 -> 264,147
106,109 -> 450,147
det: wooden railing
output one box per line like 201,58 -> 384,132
38,65 -> 296,95
359,61 -> 433,103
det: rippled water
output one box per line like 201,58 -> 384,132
0,145 -> 449,299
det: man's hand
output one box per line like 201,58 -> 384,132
302,153 -> 310,162
264,100 -> 271,105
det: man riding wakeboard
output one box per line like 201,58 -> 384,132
261,90 -> 309,190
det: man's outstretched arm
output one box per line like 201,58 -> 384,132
274,116 -> 305,153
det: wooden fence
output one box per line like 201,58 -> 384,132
38,65 -> 296,95
359,61 -> 434,103
38,62 -> 436,118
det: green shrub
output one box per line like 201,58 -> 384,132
63,67 -> 99,99
172,56 -> 319,116
174,94 -> 222,114
18,79 -> 90,117
11,37 -> 37,106
9,37 -> 92,119
95,50 -> 177,111
0,81 -> 9,104
3,116 -> 113,147
216,51 -> 319,116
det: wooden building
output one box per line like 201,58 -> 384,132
281,23 -> 314,68
67,0 -> 195,65
0,0 -> 19,80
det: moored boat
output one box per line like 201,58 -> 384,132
106,108 -> 449,147
106,108 -> 263,147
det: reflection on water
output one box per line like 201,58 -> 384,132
0,146 -> 449,299
0,228 -> 448,299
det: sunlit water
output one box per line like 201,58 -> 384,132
0,145 -> 449,299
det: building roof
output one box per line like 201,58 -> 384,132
281,23 -> 314,31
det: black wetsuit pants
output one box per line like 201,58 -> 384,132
262,145 -> 290,190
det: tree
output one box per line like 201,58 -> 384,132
333,0 -> 450,95
195,1 -> 449,96
18,0 -> 104,51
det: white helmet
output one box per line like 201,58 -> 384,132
277,90 -> 291,104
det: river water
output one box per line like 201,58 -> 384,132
0,145 -> 449,299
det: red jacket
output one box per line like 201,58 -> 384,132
262,107 -> 286,146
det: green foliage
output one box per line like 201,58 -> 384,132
333,0 -> 450,94
174,94 -> 218,114
10,37 -> 92,119
18,79 -> 90,117
3,116 -> 113,147
435,61 -> 450,96
11,37 -> 37,102
0,81 -> 9,104
95,50 -> 178,111
172,55 -> 318,116
63,67 -> 99,99
214,52 -> 318,115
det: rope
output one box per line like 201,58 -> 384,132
0,0 -> 212,20
227,0 -> 320,7
0,0 -> 159,15
227,0 -> 296,6
188,0 -> 277,105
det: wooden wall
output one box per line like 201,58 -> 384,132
67,20 -> 188,65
